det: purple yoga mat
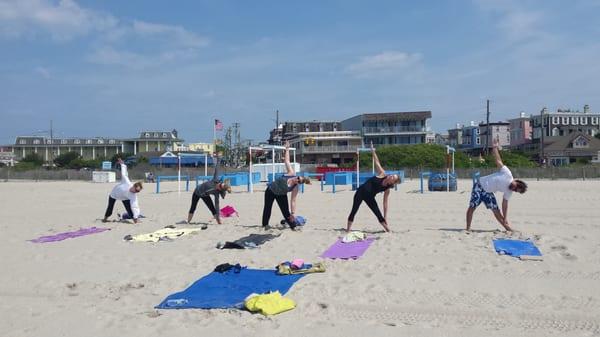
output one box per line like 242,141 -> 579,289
29,227 -> 110,243
320,237 -> 375,259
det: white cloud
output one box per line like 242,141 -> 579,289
346,51 -> 423,78
473,0 -> 545,43
0,0 -> 209,68
34,66 -> 50,78
132,20 -> 208,48
0,0 -> 117,40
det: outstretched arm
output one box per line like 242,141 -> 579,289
371,142 -> 385,176
492,138 -> 504,168
502,199 -> 509,227
290,187 -> 298,214
383,189 -> 390,220
284,141 -> 295,175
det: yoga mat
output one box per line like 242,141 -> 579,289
218,233 -> 280,249
320,237 -> 375,259
493,239 -> 542,257
155,268 -> 304,309
29,227 -> 110,243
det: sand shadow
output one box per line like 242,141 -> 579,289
432,228 -> 500,233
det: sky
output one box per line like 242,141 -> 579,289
1,0 -> 600,144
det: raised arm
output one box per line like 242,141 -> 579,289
118,158 -> 131,185
371,142 -> 385,176
284,141 -> 295,175
491,138 -> 504,168
212,154 -> 220,181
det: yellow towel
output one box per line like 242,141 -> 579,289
277,262 -> 326,275
245,291 -> 296,315
127,228 -> 201,242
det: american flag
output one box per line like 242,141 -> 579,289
215,119 -> 223,131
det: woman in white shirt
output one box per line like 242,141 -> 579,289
103,158 -> 143,224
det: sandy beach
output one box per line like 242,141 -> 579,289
1,178 -> 599,337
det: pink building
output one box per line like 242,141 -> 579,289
508,112 -> 532,148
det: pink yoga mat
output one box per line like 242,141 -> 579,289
29,227 -> 110,243
320,237 -> 375,259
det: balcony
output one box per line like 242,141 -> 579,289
363,126 -> 426,134
301,145 -> 362,153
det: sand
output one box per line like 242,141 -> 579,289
1,178 -> 599,337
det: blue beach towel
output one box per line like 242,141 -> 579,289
155,268 -> 305,309
493,239 -> 542,257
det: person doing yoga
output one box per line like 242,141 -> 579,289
188,154 -> 231,224
346,143 -> 400,232
262,141 -> 310,230
103,158 -> 143,224
466,138 -> 527,232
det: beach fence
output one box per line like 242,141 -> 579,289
3,165 -> 600,183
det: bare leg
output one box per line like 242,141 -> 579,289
466,207 -> 475,231
492,209 -> 512,231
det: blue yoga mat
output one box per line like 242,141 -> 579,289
155,268 -> 305,309
493,239 -> 542,257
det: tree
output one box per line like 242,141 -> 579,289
53,152 -> 81,168
21,153 -> 44,166
595,133 -> 600,140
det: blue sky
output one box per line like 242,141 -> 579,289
1,0 -> 600,144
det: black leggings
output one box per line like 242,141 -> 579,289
189,193 -> 217,216
347,189 -> 385,223
105,196 -> 134,219
262,188 -> 292,227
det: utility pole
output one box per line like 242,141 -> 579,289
540,107 -> 546,166
485,100 -> 490,155
50,120 -> 54,164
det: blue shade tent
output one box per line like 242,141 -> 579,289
156,268 -> 305,309
150,154 -> 214,167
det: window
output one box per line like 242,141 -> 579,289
476,129 -> 480,135
97,139 -> 104,144
562,117 -> 569,125
19,139 -> 26,144
61,139 -> 68,144
552,128 -> 559,136
581,117 -> 588,125
154,133 -> 159,138
552,116 -> 559,125
33,139 -> 40,144
109,139 -> 115,144
145,133 -> 150,138
86,139 -> 92,144
592,117 -> 599,125
476,137 -> 480,145
572,117 -> 579,125
74,139 -> 81,144
573,137 -> 589,148
162,133 -> 168,138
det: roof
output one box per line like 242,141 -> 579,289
361,111 -> 432,121
544,132 -> 600,153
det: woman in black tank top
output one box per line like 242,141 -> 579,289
347,145 -> 400,232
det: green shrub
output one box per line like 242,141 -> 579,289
21,153 -> 44,166
355,144 -> 535,169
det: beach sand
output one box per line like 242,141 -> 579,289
1,179 -> 599,337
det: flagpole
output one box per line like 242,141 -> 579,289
213,118 -> 216,153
